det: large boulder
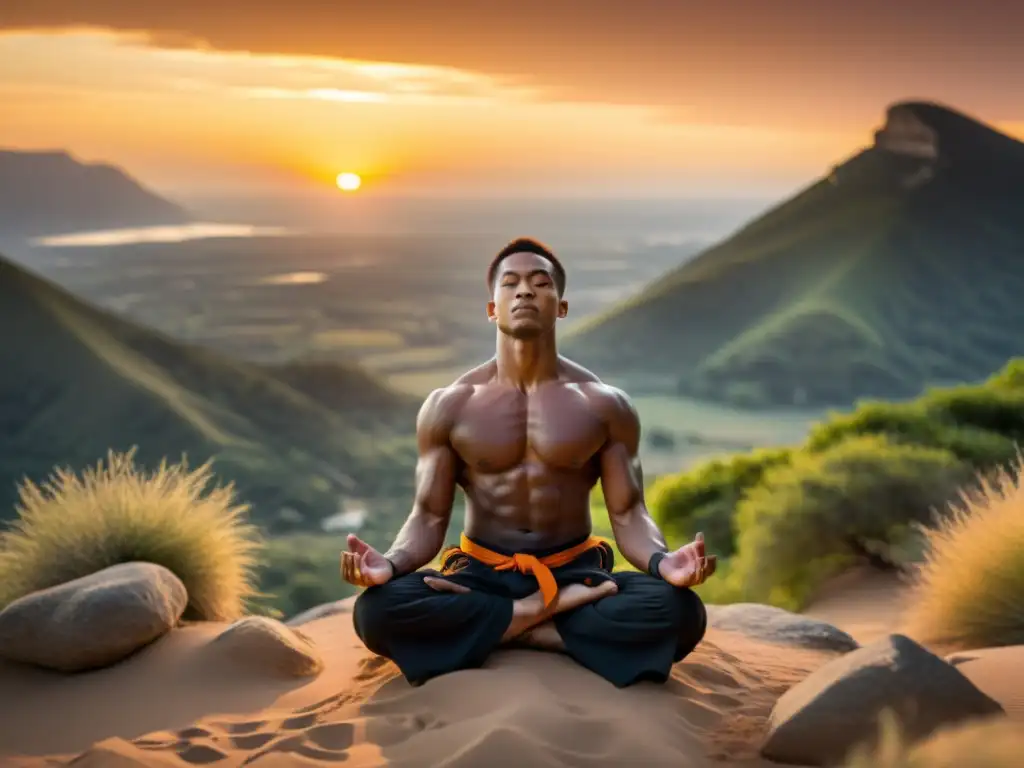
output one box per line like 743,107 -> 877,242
212,616 -> 324,677
0,562 -> 187,672
706,603 -> 859,653
761,633 -> 1005,765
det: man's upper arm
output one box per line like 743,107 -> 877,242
412,386 -> 464,522
598,387 -> 645,517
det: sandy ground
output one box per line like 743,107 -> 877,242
0,574 -> 1019,767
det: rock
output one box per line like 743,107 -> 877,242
213,616 -> 323,677
0,562 -> 187,673
285,596 -> 357,627
706,603 -> 859,653
761,633 -> 1005,766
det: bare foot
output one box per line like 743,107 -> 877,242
423,574 -> 618,643
502,579 -> 617,641
549,580 -> 618,614
519,621 -> 566,652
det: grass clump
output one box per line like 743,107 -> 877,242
844,711 -> 1020,767
904,458 -> 1024,649
725,435 -> 970,610
0,449 -> 263,621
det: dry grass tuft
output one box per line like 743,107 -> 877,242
844,711 -> 1018,767
903,457 -> 1024,650
0,449 -> 263,621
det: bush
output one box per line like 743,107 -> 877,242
903,459 -> 1024,649
844,711 -> 1021,767
0,449 -> 263,621
806,400 -> 1018,468
984,358 -> 1024,390
920,386 -> 1024,446
648,447 -> 793,557
726,436 -> 971,610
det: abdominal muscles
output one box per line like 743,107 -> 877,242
462,460 -> 598,550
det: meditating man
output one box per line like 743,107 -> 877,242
341,237 -> 716,688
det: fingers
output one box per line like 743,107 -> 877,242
347,534 -> 369,554
340,550 -> 372,587
693,532 -> 705,558
705,554 -> 718,579
692,554 -> 718,586
340,550 -> 354,583
423,576 -> 472,594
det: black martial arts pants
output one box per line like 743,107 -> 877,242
352,534 -> 707,688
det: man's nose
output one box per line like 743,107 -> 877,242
516,287 -> 535,299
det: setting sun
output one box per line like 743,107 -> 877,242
335,172 -> 362,192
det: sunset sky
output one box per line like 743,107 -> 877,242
3,1 -> 1024,200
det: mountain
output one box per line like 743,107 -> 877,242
563,101 -> 1024,409
0,254 -> 418,532
0,150 -> 190,237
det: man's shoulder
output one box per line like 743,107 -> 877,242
417,360 -> 495,428
557,356 -> 603,385
451,358 -> 498,386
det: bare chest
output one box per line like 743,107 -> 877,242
450,385 -> 607,473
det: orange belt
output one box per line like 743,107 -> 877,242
454,533 -> 608,608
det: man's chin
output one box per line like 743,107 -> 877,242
498,321 -> 545,340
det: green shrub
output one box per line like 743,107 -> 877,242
648,447 -> 793,556
805,401 -> 943,453
920,386 -> 1024,446
727,436 -> 971,610
904,459 -> 1024,649
806,400 -> 1018,467
984,358 -> 1024,390
0,449 -> 263,621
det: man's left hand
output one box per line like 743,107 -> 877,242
658,532 -> 718,588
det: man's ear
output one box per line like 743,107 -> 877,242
558,299 -> 569,319
486,300 -> 497,322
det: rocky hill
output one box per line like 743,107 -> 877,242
563,102 -> 1024,408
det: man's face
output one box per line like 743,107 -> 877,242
487,251 -> 568,338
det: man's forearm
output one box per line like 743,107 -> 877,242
610,504 -> 669,573
383,507 -> 449,575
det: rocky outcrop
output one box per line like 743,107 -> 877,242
761,634 -> 1005,765
0,562 -> 187,672
212,616 -> 324,678
706,603 -> 859,653
874,105 -> 940,160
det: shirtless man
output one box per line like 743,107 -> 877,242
341,237 -> 716,688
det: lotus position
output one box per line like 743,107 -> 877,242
342,238 -> 716,688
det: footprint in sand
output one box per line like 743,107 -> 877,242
281,713 -> 319,730
216,720 -> 268,735
240,722 -> 355,764
176,742 -> 229,765
229,732 -> 278,751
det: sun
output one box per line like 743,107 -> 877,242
335,172 -> 362,192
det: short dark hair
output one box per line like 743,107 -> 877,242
487,237 -> 566,297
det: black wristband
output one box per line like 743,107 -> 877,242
384,557 -> 400,579
648,551 -> 667,580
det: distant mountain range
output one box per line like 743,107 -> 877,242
0,253 -> 418,531
0,150 -> 190,237
563,101 -> 1024,409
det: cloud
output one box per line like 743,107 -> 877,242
0,30 -> 541,109
4,0 -> 1024,128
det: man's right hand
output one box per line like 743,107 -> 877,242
340,534 -> 395,587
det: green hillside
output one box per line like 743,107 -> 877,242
0,255 -> 418,532
563,102 -> 1024,408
